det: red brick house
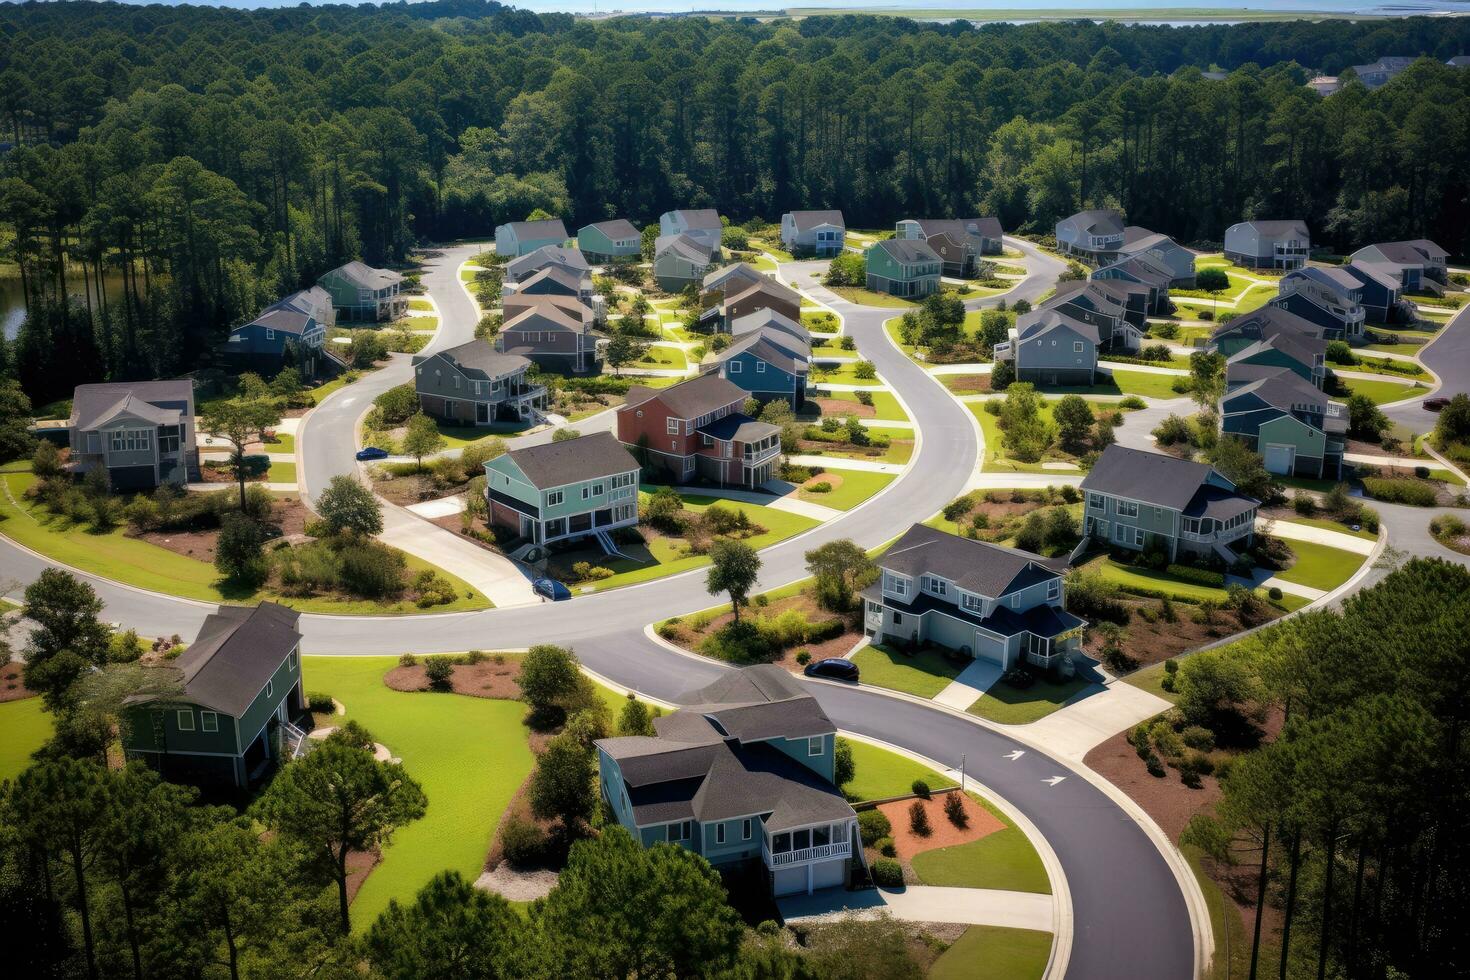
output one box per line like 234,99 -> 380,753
616,374 -> 782,488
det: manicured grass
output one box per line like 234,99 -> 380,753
841,738 -> 956,803
909,793 -> 1052,893
433,422 -> 522,448
968,399 -> 1129,473
882,316 -> 918,355
798,469 -> 895,510
1086,556 -> 1229,602
811,363 -> 883,387
851,643 -> 963,699
1363,342 -> 1426,356
262,433 -> 296,454
302,657 -> 534,930
1275,540 -> 1365,592
967,676 -> 1100,725
816,388 -> 909,422
408,298 -> 434,312
829,286 -> 917,308
1340,377 -> 1422,405
266,461 -> 297,484
637,344 -> 689,370
1352,354 -> 1428,379
0,697 -> 53,781
1121,660 -> 1178,703
1282,516 -> 1379,541
929,926 -> 1053,980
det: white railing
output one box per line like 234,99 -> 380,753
764,840 -> 851,868
744,443 -> 780,462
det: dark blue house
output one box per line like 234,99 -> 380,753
712,325 -> 810,409
1271,267 -> 1366,342
226,286 -> 331,375
1340,261 -> 1412,323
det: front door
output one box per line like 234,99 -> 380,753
476,401 -> 489,424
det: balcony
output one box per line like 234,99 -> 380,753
764,839 -> 851,868
743,441 -> 780,463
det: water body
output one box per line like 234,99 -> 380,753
0,275 -> 126,341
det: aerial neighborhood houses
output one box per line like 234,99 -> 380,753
994,279 -> 1145,385
596,665 -> 862,898
484,431 -> 641,551
709,311 -> 812,410
1222,364 -> 1346,480
699,263 -> 802,332
1223,219 -> 1311,271
413,341 -> 545,426
781,209 -> 846,257
1213,306 -> 1327,389
495,244 -> 606,375
1091,251 -> 1174,315
494,218 -> 570,257
1273,266 -> 1368,341
318,260 -> 407,322
1054,208 -> 1126,265
863,524 -> 1085,672
894,216 -> 1003,276
1350,239 -> 1449,295
504,244 -> 592,292
655,231 -> 723,293
1118,226 -> 1196,286
225,285 -> 333,376
68,380 -> 198,491
577,219 -> 642,263
616,373 -> 782,488
865,238 -> 942,298
660,207 -> 724,249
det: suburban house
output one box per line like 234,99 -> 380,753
1449,55 -> 1470,67
505,245 -> 590,287
731,308 -> 809,348
994,308 -> 1100,386
1272,266 -> 1367,341
659,209 -> 724,250
413,341 -> 544,425
865,238 -> 941,298
1349,240 -> 1449,292
577,219 -> 642,263
494,218 -> 569,258
483,431 -> 640,550
318,261 -> 407,322
497,295 -> 605,375
1055,209 -> 1126,265
266,286 -> 334,330
68,380 -> 197,491
711,323 -> 810,410
616,374 -> 781,488
1044,280 -> 1145,347
1221,368 -> 1346,479
1091,252 -> 1174,315
780,210 -> 846,257
1210,306 -> 1327,388
1118,226 -> 1196,287
894,217 -> 1004,275
861,524 -> 1085,671
1222,220 -> 1311,271
654,233 -> 722,293
1307,75 -> 1342,97
122,602 -> 306,790
596,664 -> 861,898
1349,56 -> 1415,89
1339,261 -> 1410,322
224,307 -> 327,376
513,265 -> 596,304
1079,445 -> 1259,564
699,264 -> 801,332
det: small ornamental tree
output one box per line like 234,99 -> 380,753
200,399 -> 282,510
908,799 -> 931,836
1196,267 -> 1229,313
706,539 -> 761,623
402,413 -> 445,471
317,475 -> 384,537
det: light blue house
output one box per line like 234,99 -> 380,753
596,665 -> 861,898
994,308 -> 1100,386
578,220 -> 642,263
483,431 -> 640,549
495,219 -> 569,258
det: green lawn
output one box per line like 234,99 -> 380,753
433,422 -> 523,448
1363,342 -> 1426,356
1282,516 -> 1379,541
909,793 -> 1052,893
1085,555 -> 1229,602
637,344 -> 689,370
302,657 -> 534,930
968,399 -> 1128,474
815,388 -> 909,422
263,433 -> 296,454
797,469 -> 895,510
811,363 -> 883,387
967,676 -> 1101,725
841,738 -> 956,803
882,316 -> 918,355
1340,377 -> 1422,405
929,926 -> 1053,980
808,437 -> 913,466
1352,354 -> 1428,379
1275,540 -> 1365,592
266,461 -> 297,484
829,286 -> 916,309
307,375 -> 357,405
0,697 -> 53,781
408,298 -> 434,312
851,643 -> 963,698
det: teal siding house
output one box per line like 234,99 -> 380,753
1210,307 -> 1326,389
1221,368 -> 1346,478
318,262 -> 406,322
713,325 -> 810,409
596,665 -> 861,898
484,431 -> 640,548
865,239 -> 940,298
122,603 -> 306,790
495,218 -> 569,258
578,219 -> 641,263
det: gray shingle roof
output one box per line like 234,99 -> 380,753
326,261 -> 402,290
507,245 -> 589,281
503,300 -> 585,333
878,523 -> 1066,599
505,431 -> 638,490
731,309 -> 807,348
905,217 -> 1003,242
656,233 -> 718,265
703,262 -> 768,294
1355,240 -> 1448,265
502,218 -> 568,241
583,219 -> 639,241
1081,445 -> 1251,513
873,238 -> 940,265
787,210 -> 845,233
717,326 -> 810,372
1016,308 -> 1101,346
516,264 -> 586,295
1064,209 -> 1125,236
1096,252 -> 1172,287
1290,266 -> 1361,292
697,413 -> 781,445
1226,366 -> 1328,413
623,373 -> 746,419
1122,226 -> 1173,251
1047,280 -> 1127,316
171,602 -> 301,717
1238,219 -> 1310,240
1342,261 -> 1403,292
426,340 -> 530,380
70,380 -> 193,431
241,308 -> 315,337
667,208 -> 722,231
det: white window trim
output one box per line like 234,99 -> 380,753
265,680 -> 273,698
201,711 -> 218,733
547,490 -> 564,506
716,824 -> 726,845
807,735 -> 823,757
742,818 -> 752,840
176,709 -> 195,732
728,361 -> 742,373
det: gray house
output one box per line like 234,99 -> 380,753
659,209 -> 724,251
1221,367 -> 1346,479
1079,445 -> 1259,564
1055,209 -> 1126,265
994,309 -> 1100,386
894,217 -> 1004,275
1118,227 -> 1196,287
1348,240 -> 1449,293
1348,56 -> 1415,89
1044,280 -> 1144,349
654,234 -> 721,293
68,380 -> 197,491
1272,266 -> 1366,341
780,210 -> 846,257
1211,305 -> 1327,388
1091,252 -> 1173,315
414,341 -> 544,425
505,245 -> 590,287
865,239 -> 941,298
318,262 -> 407,322
862,524 -> 1085,671
495,219 -> 570,258
1223,220 -> 1310,271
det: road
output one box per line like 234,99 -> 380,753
1384,303 -> 1470,431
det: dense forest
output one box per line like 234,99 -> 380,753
3,1 -> 1470,398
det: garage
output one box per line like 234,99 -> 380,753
1263,443 -> 1295,476
811,859 -> 846,892
772,866 -> 808,897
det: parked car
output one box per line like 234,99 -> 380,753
804,658 -> 859,682
533,577 -> 572,602
356,446 -> 389,461
1424,396 -> 1450,412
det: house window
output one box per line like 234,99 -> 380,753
756,362 -> 766,373
887,575 -> 907,597
666,418 -> 679,434
924,576 -> 947,597
176,709 -> 195,732
743,818 -> 752,840
893,612 -> 903,626
289,651 -> 297,671
1088,493 -> 1104,510
201,711 -> 218,733
667,821 -> 692,843
548,490 -> 564,506
1047,579 -> 1060,600
807,736 -> 823,757
1117,500 -> 1139,518
716,824 -> 726,845
266,328 -> 275,341
1074,341 -> 1084,353
110,429 -> 152,453
582,487 -> 591,500
729,361 -> 742,373
961,593 -> 983,614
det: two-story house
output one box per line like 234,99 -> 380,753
731,308 -> 810,349
511,265 -> 597,306
1092,252 -> 1174,315
1210,306 -> 1326,388
894,217 -> 1004,275
993,308 -> 1100,386
1348,56 -> 1415,89
862,524 -> 1086,671
711,324 -> 810,410
654,234 -> 722,293
483,431 -> 640,550
318,261 -> 407,322
781,210 -> 846,257
616,374 -> 782,488
1349,240 -> 1449,292
596,665 -> 861,898
1079,445 -> 1259,564
414,341 -> 544,425
1055,209 -> 1126,265
497,294 -> 605,375
122,602 -> 306,790
1043,280 -> 1143,349
68,380 -> 197,491
1118,227 -> 1196,287
699,264 -> 801,332
1339,261 -> 1411,323
1221,368 -> 1346,479
1223,220 -> 1311,271
1272,266 -> 1367,341
494,218 -> 570,258
659,209 -> 724,251
578,220 -> 642,263
865,239 -> 941,298
224,307 -> 327,376
505,244 -> 590,287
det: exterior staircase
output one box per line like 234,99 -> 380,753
593,528 -> 629,560
278,719 -> 311,761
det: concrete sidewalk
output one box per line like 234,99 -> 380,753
786,454 -> 904,475
377,503 -> 539,608
964,472 -> 1083,491
1015,682 -> 1172,761
1259,517 -> 1376,555
933,658 -> 1003,710
779,886 -> 1053,931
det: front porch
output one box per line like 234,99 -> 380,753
764,820 -> 857,897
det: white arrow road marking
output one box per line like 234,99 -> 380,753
1004,750 -> 1025,761
1043,776 -> 1067,787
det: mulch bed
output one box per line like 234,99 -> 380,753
945,374 -> 993,394
813,397 -> 874,418
876,793 -> 1004,861
663,591 -> 864,670
384,658 -> 523,700
135,496 -> 309,564
344,849 -> 381,906
1085,599 -> 1270,671
801,472 -> 844,492
0,662 -> 35,703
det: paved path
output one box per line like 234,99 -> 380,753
785,454 -> 905,475
1018,682 -> 1173,762
779,885 -> 1054,931
1386,304 -> 1470,430
933,658 -> 1002,710
1260,518 -> 1376,555
377,503 -> 539,608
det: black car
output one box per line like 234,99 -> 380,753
356,446 -> 390,461
804,658 -> 859,682
532,577 -> 573,602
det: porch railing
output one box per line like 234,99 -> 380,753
764,840 -> 852,868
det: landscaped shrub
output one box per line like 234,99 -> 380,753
911,779 -> 931,800
871,859 -> 903,888
398,653 -> 417,667
499,815 -> 547,868
1153,414 -> 1193,446
1165,564 -> 1225,588
805,481 -> 833,493
1363,477 -> 1438,507
699,620 -> 780,664
1293,494 -> 1317,515
875,836 -> 896,858
1119,395 -> 1147,409
942,495 -> 974,523
908,800 -> 931,836
1268,586 -> 1283,601
1145,753 -> 1166,777
858,809 -> 892,840
795,650 -> 811,665
425,655 -> 455,690
943,792 -> 968,828
1062,572 -> 1130,624
856,390 -> 874,406
306,691 -> 336,714
1181,725 -> 1216,752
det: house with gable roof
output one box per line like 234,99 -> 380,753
68,380 -> 197,491
578,219 -> 642,263
1118,226 -> 1196,287
1272,266 -> 1367,341
1223,220 -> 1310,271
1221,367 -> 1346,479
864,239 -> 941,298
483,431 -> 640,548
505,244 -> 590,287
654,234 -> 722,293
1055,209 -> 1126,265
495,218 -> 570,258
894,216 -> 1004,275
710,323 -> 810,410
698,263 -> 801,332
781,210 -> 846,257
1210,306 -> 1327,388
1349,240 -> 1450,293
659,209 -> 724,250
413,340 -> 545,424
318,261 -> 407,322
992,308 -> 1101,386
616,374 -> 781,488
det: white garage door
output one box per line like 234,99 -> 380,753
1263,444 -> 1294,476
811,859 -> 846,892
773,866 -> 808,897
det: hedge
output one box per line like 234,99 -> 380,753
1363,477 -> 1438,507
1165,564 -> 1226,588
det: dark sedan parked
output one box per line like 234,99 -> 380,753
804,658 -> 859,682
533,578 -> 573,602
355,446 -> 390,461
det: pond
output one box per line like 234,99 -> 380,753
0,274 -> 126,340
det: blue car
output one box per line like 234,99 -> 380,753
533,578 -> 573,602
804,658 -> 859,682
356,446 -> 389,461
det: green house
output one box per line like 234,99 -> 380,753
483,431 -> 641,548
865,239 -> 941,298
578,219 -> 642,263
122,602 -> 307,791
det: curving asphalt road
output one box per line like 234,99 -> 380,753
0,236 -> 1197,979
1384,303 -> 1470,431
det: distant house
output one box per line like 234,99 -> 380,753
731,308 -> 809,349
1118,226 -> 1196,287
596,665 -> 861,898
1339,261 -> 1411,323
712,324 -> 810,410
1091,252 -> 1174,315
497,295 -> 604,375
1306,75 -> 1342,97
495,218 -> 570,258
1221,367 -> 1346,479
1448,56 -> 1470,68
659,209 -> 724,250
1044,280 -> 1144,349
699,264 -> 801,332
505,245 -> 590,287
514,265 -> 596,303
267,286 -> 335,330
616,374 -> 781,488
1348,240 -> 1449,292
894,217 -> 1004,275
225,307 -> 327,376
1223,220 -> 1310,271
1349,56 -> 1415,89
122,602 -> 306,790
861,524 -> 1084,671
483,432 -> 640,549
1211,306 -> 1327,388
864,239 -> 941,298
414,341 -> 544,425
68,380 -> 197,491
654,234 -> 721,293
318,262 -> 407,322
993,309 -> 1100,386
1054,209 -> 1126,265
1079,445 -> 1259,564
577,220 -> 642,263
781,210 -> 846,257
1272,267 -> 1367,342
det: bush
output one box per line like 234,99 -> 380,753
943,791 -> 967,827
805,481 -> 832,493
1268,586 -> 1283,601
306,691 -> 336,714
1145,754 -> 1166,777
1165,564 -> 1225,588
907,800 -> 931,836
1119,395 -> 1146,410
337,539 -> 408,597
1153,414 -> 1193,446
795,650 -> 811,665
871,859 -> 904,887
1292,494 -> 1317,515
699,620 -> 780,664
424,655 -> 454,690
875,836 -> 896,858
1181,725 -> 1216,752
398,653 -> 417,667
499,815 -> 547,868
1363,477 -> 1438,507
853,360 -> 877,380
911,779 -> 931,800
858,809 -> 892,841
